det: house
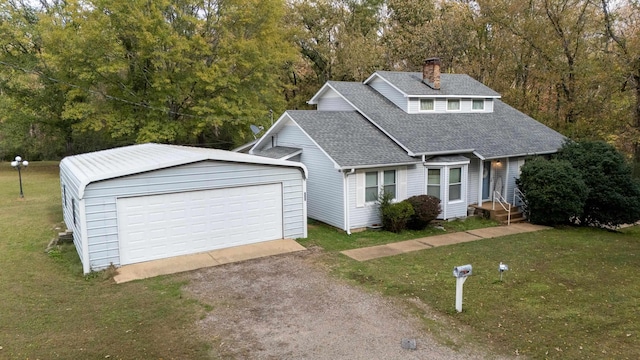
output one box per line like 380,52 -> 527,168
60,143 -> 307,274
249,58 -> 565,233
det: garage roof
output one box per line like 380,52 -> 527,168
61,143 -> 307,199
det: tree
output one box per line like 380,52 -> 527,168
556,140 -> 640,227
600,0 -> 640,175
517,157 -> 588,226
0,0 -> 296,155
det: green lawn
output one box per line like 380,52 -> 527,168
307,221 -> 640,359
0,162 -> 211,359
2,162 -> 638,359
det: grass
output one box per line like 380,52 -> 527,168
0,162 -> 211,359
299,217 -> 499,251
3,162 -> 638,359
307,221 -> 640,359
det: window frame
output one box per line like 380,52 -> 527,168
365,171 -> 379,203
448,167 -> 463,202
364,169 -> 397,204
472,99 -> 485,111
447,99 -> 461,111
426,168 -> 441,199
419,98 -> 435,111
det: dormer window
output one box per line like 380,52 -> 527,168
472,99 -> 485,110
420,99 -> 434,111
447,99 -> 460,111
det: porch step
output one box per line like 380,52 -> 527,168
474,203 -> 527,224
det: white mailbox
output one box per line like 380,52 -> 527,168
453,264 -> 472,278
453,264 -> 472,312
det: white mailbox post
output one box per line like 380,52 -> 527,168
453,264 -> 472,313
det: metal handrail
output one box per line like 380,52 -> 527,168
513,187 -> 528,219
492,190 -> 512,225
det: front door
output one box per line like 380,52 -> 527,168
482,161 -> 491,200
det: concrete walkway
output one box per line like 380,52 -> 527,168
113,239 -> 306,284
341,222 -> 551,261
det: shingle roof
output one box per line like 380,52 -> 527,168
286,110 -> 419,168
328,81 -> 566,158
369,72 -> 501,97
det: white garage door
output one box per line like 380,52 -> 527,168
117,183 -> 283,265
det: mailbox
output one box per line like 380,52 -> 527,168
453,264 -> 472,278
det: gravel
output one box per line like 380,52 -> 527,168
184,249 -> 508,359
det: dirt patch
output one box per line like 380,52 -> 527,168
184,250 -> 505,359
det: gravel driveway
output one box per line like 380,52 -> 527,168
184,248 -> 505,359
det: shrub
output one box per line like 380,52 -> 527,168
556,141 -> 640,227
378,192 -> 414,233
405,195 -> 441,230
517,157 -> 588,226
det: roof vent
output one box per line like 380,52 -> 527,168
422,57 -> 441,90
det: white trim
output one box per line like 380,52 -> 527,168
447,99 -> 462,111
362,72 -> 409,98
79,199 -> 91,274
471,99 -> 485,111
302,178 -> 308,238
419,98 -> 436,112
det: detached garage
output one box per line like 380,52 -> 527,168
60,143 -> 307,274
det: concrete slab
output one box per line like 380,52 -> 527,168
387,240 -> 432,252
114,239 -> 306,284
341,245 -> 403,261
419,232 -> 482,247
341,223 -> 552,262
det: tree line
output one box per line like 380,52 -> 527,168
1,0 -> 639,174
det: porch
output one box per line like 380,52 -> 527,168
472,201 -> 526,225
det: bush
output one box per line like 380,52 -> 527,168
378,192 -> 414,233
556,141 -> 640,227
405,195 -> 441,230
517,157 -> 588,226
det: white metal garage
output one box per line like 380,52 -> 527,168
60,143 -> 307,274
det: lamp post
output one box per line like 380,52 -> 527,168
10,156 -> 29,198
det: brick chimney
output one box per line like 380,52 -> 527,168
422,57 -> 441,90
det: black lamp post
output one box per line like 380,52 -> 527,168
10,156 -> 29,198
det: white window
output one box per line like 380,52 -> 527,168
383,170 -> 396,197
426,169 -> 441,199
364,170 -> 397,202
447,99 -> 460,111
449,167 -> 462,201
472,99 -> 484,110
420,99 -> 434,111
365,172 -> 378,202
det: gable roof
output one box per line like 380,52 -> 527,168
286,111 -> 420,169
365,72 -> 501,98
61,143 -> 307,199
327,81 -> 566,159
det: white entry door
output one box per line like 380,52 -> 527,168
117,183 -> 283,265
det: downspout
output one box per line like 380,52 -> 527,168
344,169 -> 355,235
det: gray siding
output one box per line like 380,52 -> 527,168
348,165 -> 421,229
368,77 -> 407,112
506,157 -> 524,204
442,165 -> 468,219
59,163 -> 84,262
81,161 -> 304,271
317,88 -> 354,111
271,121 -> 345,229
467,157 -> 480,205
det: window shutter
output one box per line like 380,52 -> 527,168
397,167 -> 408,200
356,172 -> 365,207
